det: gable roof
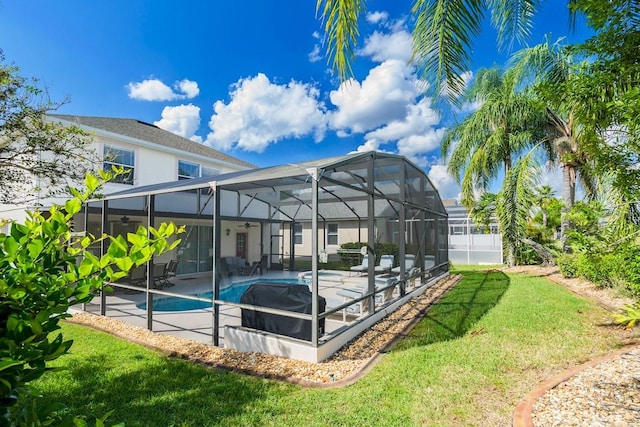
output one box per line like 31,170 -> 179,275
48,114 -> 255,169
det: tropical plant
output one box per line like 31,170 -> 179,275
509,37 -> 598,252
568,0 -> 640,218
0,170 -> 183,424
442,66 -> 548,265
316,0 -> 575,100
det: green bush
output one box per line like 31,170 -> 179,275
557,253 -> 579,277
0,171 -> 182,424
620,246 -> 640,296
337,242 -> 399,267
515,245 -> 542,265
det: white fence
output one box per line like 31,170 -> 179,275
448,218 -> 503,265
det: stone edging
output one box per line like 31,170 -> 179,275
67,274 -> 462,388
512,342 -> 640,427
312,274 -> 463,388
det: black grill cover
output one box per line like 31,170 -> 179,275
240,283 -> 326,341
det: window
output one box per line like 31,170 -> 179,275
327,223 -> 338,245
201,166 -> 219,177
103,145 -> 134,185
178,160 -> 199,180
178,160 -> 219,180
294,223 -> 303,245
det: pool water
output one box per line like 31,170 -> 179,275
137,278 -> 306,312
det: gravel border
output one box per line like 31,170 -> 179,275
507,266 -> 640,427
68,274 -> 461,386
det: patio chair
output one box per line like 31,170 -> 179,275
120,265 -> 147,293
374,254 -> 394,274
164,259 -> 178,286
349,254 -> 369,275
152,262 -> 168,288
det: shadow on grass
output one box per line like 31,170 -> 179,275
39,351 -> 291,426
395,269 -> 510,350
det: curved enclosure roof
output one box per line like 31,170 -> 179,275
103,151 -> 447,221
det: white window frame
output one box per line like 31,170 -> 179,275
178,160 -> 200,180
294,223 -> 303,245
103,144 -> 135,185
178,160 -> 219,180
327,223 -> 339,246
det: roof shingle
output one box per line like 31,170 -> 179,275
48,114 -> 255,169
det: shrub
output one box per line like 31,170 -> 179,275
337,242 -> 400,267
0,172 -> 182,424
557,253 -> 579,277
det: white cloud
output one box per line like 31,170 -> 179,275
328,60 -> 419,133
177,79 -> 200,98
308,44 -> 322,63
358,28 -> 413,63
309,31 -> 323,63
427,164 -> 461,200
356,99 -> 446,164
366,11 -> 389,24
205,73 -> 326,153
127,78 -> 200,101
154,104 -> 202,142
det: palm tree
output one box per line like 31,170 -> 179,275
509,37 -> 597,252
533,185 -> 555,228
442,66 -> 548,265
315,0 -> 575,100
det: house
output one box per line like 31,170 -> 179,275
0,115 -> 255,264
89,151 -> 450,362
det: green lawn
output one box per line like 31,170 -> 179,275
35,269 -> 625,426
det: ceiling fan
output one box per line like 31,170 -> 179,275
238,222 -> 259,229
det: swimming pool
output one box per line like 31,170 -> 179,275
137,278 -> 307,312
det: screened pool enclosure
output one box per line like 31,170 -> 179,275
77,152 -> 449,362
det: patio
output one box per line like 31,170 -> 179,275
77,152 -> 450,362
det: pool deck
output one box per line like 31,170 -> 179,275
79,269 -> 405,346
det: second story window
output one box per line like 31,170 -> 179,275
104,145 -> 134,185
201,166 -> 219,178
178,160 -> 199,180
179,160 -> 219,179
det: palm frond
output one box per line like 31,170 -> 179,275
496,146 -> 542,246
508,36 -> 572,88
316,0 -> 365,82
487,0 -> 541,52
412,0 -> 486,101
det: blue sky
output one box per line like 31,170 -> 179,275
0,1 -> 591,199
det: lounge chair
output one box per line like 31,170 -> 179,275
392,254 -> 416,275
424,255 -> 436,270
337,275 -> 399,316
374,254 -> 394,273
349,254 -> 369,275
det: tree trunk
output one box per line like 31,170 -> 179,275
560,163 -> 576,253
506,241 -> 516,267
522,238 -> 556,266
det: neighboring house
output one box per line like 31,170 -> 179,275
0,115 -> 255,258
444,199 -> 503,265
